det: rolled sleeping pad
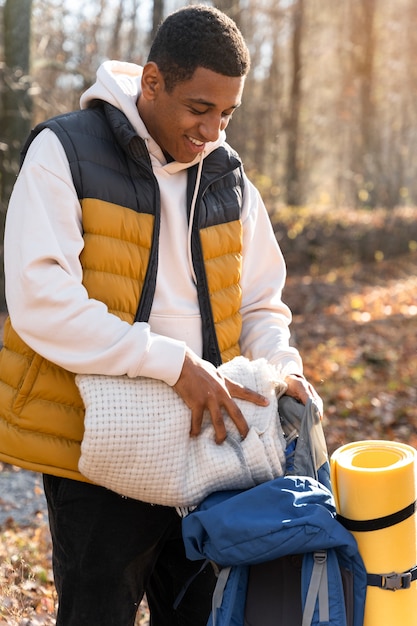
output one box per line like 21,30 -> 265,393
330,440 -> 417,626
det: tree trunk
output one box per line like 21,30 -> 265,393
108,0 -> 124,60
350,0 -> 377,206
2,0 -> 32,195
1,0 -> 33,310
215,0 -> 241,27
151,0 -> 164,42
285,0 -> 304,206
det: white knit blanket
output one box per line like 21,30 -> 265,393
76,356 -> 288,508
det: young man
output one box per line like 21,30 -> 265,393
0,5 -> 320,625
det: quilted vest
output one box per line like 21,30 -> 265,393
0,103 -> 245,480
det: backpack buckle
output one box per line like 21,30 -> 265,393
313,550 -> 327,565
382,571 -> 412,591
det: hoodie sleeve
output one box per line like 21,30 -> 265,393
4,129 -> 186,386
238,177 -> 304,377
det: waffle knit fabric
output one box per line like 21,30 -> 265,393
76,356 -> 288,507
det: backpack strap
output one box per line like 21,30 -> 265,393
173,559 -> 210,610
302,551 -> 329,626
367,564 -> 417,591
211,566 -> 232,626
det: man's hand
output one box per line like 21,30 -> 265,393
173,350 -> 269,444
284,374 -> 323,417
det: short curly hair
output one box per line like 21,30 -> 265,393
147,5 -> 251,92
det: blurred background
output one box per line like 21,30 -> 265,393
4,0 -> 417,207
0,3 -> 417,623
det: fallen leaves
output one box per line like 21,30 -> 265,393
0,524 -> 56,626
0,518 -> 151,625
284,250 -> 417,456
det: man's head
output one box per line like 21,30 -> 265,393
138,5 -> 250,163
147,5 -> 250,92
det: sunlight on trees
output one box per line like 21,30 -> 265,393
2,0 -> 417,211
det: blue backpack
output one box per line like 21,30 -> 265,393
182,475 -> 367,626
182,397 -> 367,626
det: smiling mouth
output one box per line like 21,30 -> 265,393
187,136 -> 205,147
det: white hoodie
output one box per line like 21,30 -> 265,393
4,61 -> 303,386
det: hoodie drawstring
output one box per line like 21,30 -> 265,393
187,153 -> 204,285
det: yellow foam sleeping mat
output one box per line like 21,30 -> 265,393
330,440 -> 417,626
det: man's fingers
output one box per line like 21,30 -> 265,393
189,389 -> 249,444
174,351 -> 269,444
221,396 -> 249,441
209,405 -> 229,444
225,378 -> 270,406
284,375 -> 324,418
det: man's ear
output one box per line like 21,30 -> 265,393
141,62 -> 164,101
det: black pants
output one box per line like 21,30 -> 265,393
43,475 -> 216,626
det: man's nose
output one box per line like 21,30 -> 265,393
199,114 -> 226,142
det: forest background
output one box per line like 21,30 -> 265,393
0,0 -> 417,623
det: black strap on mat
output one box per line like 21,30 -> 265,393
367,565 -> 417,591
337,500 -> 416,533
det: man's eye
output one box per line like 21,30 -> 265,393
190,108 -> 208,115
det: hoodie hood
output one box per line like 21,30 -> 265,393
80,60 -> 226,173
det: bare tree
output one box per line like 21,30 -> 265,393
151,0 -> 164,42
1,0 -> 32,201
1,0 -> 33,310
285,0 -> 304,205
215,0 -> 242,27
372,0 -> 416,208
126,0 -> 141,61
108,1 -> 124,60
3,0 -> 417,214
350,0 -> 377,206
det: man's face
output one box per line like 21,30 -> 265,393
138,64 -> 245,163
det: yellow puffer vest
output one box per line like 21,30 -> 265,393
0,104 -> 244,480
